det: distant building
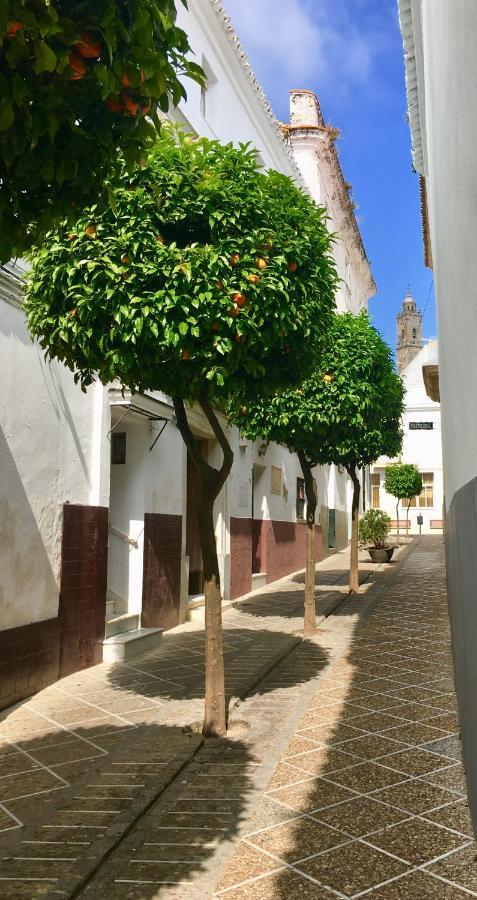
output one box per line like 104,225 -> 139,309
371,293 -> 443,533
396,289 -> 423,373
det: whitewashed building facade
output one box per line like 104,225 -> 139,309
0,0 -> 374,710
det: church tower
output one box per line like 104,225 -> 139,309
397,289 -> 423,372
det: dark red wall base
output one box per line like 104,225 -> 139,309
142,513 -> 182,630
0,618 -> 60,712
230,517 -> 324,600
0,504 -> 108,712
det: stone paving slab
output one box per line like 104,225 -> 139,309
0,545 -> 406,898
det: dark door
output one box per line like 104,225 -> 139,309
186,447 -> 204,594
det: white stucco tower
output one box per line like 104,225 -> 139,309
397,289 -> 423,372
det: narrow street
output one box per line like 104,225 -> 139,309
0,537 -> 472,898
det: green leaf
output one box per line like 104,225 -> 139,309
33,41 -> 57,74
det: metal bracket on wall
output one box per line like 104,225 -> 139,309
149,419 -> 168,452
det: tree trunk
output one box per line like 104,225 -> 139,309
199,490 -> 226,737
173,396 -> 233,737
347,465 -> 361,594
406,500 -> 411,538
298,451 -> 317,637
396,500 -> 400,546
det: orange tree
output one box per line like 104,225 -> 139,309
231,312 -> 404,604
0,0 -> 203,262
26,128 -> 338,736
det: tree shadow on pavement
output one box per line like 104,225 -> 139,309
103,627 -> 330,719
217,538 -> 469,898
0,719 -> 255,899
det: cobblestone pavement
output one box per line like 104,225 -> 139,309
1,538 -> 471,898
214,538 -> 476,899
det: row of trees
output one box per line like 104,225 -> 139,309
3,2 -> 405,738
25,130 -> 405,736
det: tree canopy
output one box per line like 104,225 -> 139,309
231,311 -> 405,469
384,463 -> 422,502
0,0 -> 204,262
26,127 -> 338,402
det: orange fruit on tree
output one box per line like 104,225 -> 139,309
232,292 -> 247,308
85,224 -> 96,237
247,273 -> 260,284
288,260 -> 298,273
106,96 -> 123,113
324,373 -> 333,383
6,21 -> 23,38
211,321 -> 219,332
141,99 -> 152,116
229,254 -> 240,267
256,257 -> 267,270
74,33 -> 101,59
121,254 -> 130,264
181,349 -> 190,360
123,94 -> 140,117
215,280 -> 224,290
69,53 -> 86,80
121,70 -> 145,88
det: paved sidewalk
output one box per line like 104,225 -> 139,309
214,538 -> 475,899
1,539 -> 469,899
0,545 -> 387,897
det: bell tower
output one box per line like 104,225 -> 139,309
397,289 -> 423,372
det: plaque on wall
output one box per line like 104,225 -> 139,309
409,422 -> 434,430
271,465 -> 282,495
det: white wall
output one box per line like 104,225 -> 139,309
371,341 -> 443,531
0,280 -> 109,631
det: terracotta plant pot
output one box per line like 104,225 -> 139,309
368,547 -> 395,563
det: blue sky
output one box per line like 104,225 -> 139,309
223,0 -> 435,352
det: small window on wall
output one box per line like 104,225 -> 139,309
371,473 -> 380,509
111,432 -> 126,465
408,472 -> 434,508
412,328 -> 417,339
296,477 -> 306,520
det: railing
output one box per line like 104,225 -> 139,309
108,524 -> 139,548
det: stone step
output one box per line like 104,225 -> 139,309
251,572 -> 267,590
102,627 -> 163,663
105,612 -> 140,639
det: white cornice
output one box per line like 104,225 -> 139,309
398,0 -> 425,175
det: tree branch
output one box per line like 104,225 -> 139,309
298,449 -> 317,525
199,397 -> 234,491
172,396 -> 209,477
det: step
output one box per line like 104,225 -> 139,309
251,572 -> 267,591
102,627 -> 163,663
105,613 -> 139,639
106,599 -> 116,618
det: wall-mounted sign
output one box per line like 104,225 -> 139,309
409,422 -> 434,430
271,465 -> 282,495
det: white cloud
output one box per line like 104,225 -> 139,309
222,0 -> 378,97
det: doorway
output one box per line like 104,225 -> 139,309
186,444 -> 205,596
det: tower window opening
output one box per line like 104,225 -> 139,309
412,328 -> 417,339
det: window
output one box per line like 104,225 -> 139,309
371,473 -> 380,508
408,472 -> 434,508
111,432 -> 126,465
296,477 -> 306,519
412,327 -> 417,339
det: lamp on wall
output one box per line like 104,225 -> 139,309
258,442 -> 268,457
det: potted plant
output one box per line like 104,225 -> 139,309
359,509 -> 395,562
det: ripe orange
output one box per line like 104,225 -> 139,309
215,280 -> 224,290
324,373 -> 333,383
106,96 -> 122,113
69,53 -> 86,80
70,308 -> 78,317
121,254 -> 130,264
234,332 -> 244,343
211,321 -> 219,332
123,94 -> 140,117
74,33 -> 101,59
232,292 -> 247,308
229,254 -> 240,267
256,257 -> 267,270
288,261 -> 298,273
247,274 -> 260,284
68,233 -> 77,241
85,224 -> 96,237
121,70 -> 145,88
181,349 -> 190,360
6,21 -> 23,38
